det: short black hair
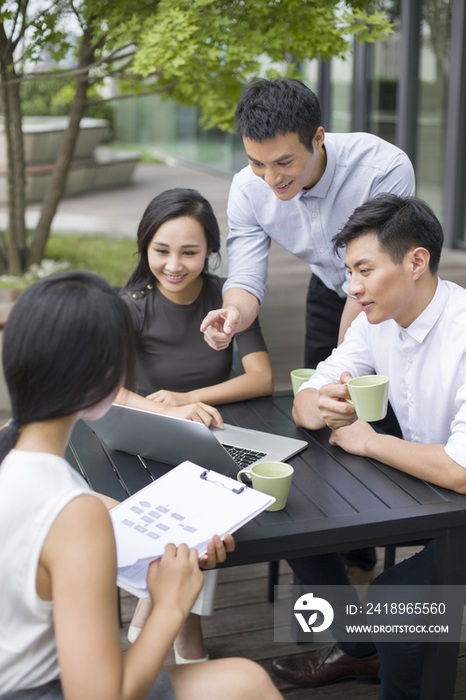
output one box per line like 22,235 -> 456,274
332,194 -> 443,274
234,78 -> 322,152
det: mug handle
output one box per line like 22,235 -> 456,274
237,468 -> 252,483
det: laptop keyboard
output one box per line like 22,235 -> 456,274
221,443 -> 267,468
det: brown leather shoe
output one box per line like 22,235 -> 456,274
272,644 -> 380,687
346,565 -> 375,586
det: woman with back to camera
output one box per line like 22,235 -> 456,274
114,188 -> 273,660
0,271 -> 282,700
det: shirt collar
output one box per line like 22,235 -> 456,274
400,278 -> 447,343
298,137 -> 336,200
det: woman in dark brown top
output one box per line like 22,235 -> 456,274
115,189 -> 273,665
116,188 -> 273,414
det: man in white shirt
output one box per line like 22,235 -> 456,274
272,194 -> 466,698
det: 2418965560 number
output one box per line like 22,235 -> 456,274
366,602 -> 446,615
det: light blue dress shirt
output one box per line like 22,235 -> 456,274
225,132 -> 415,302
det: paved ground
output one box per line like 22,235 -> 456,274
6,162 -> 232,244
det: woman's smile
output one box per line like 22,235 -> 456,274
163,272 -> 188,283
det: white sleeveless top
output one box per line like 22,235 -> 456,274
0,449 -> 93,691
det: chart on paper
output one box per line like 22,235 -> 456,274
110,461 -> 275,596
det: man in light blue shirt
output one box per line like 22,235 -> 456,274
201,79 -> 415,368
200,78 -> 415,586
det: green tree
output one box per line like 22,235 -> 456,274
132,0 -> 392,131
0,0 -> 391,275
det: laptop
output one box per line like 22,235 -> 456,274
84,403 -> 308,479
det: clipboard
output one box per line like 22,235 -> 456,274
110,461 -> 275,597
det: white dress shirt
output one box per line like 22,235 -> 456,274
299,279 -> 466,468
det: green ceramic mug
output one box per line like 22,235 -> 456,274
346,375 -> 389,422
237,461 -> 294,511
290,368 -> 316,397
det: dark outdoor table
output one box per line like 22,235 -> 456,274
67,394 -> 466,700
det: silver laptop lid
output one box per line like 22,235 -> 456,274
84,404 -> 308,479
84,404 -> 240,478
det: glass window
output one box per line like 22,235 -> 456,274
369,17 -> 401,145
330,51 -> 353,132
416,0 -> 451,219
113,93 -> 247,175
302,58 -> 318,93
369,33 -> 400,143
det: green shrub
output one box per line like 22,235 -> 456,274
0,234 -> 137,289
20,74 -> 113,131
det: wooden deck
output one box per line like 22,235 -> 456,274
119,547 -> 466,699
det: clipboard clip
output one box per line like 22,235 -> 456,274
200,470 -> 245,494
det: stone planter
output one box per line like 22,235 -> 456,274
0,117 -> 140,204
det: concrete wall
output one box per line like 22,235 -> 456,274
0,117 -> 140,203
0,117 -> 109,167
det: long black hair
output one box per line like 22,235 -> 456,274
0,271 -> 135,463
122,188 -> 221,292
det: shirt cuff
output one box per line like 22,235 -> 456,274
444,438 -> 466,470
297,375 -> 325,394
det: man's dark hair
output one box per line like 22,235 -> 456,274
234,78 -> 322,152
332,194 -> 443,274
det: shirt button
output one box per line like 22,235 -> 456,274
320,247 -> 325,253
414,437 -> 419,443
330,269 -> 335,273
408,358 -> 413,364
312,212 -> 318,218
409,398 -> 414,405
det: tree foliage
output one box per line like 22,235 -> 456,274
130,0 -> 392,130
0,0 -> 391,274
